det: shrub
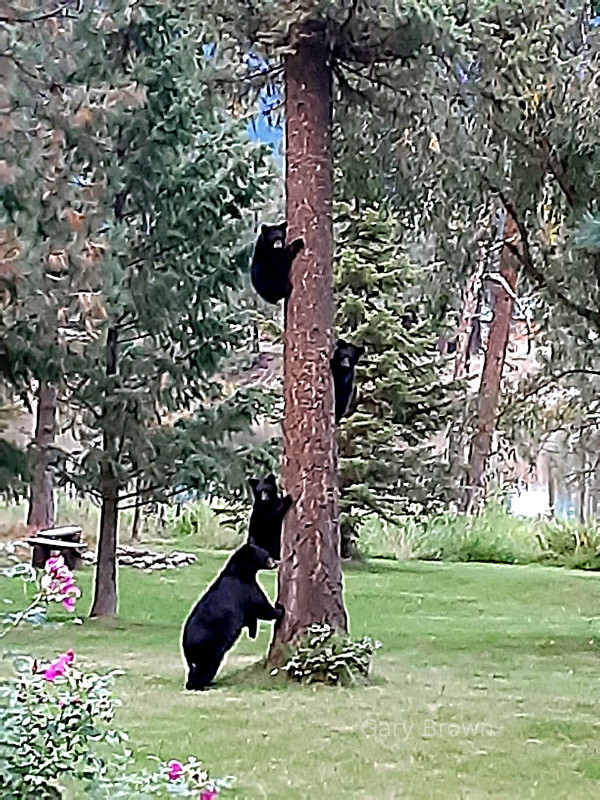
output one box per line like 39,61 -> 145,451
0,545 -> 232,798
535,519 -> 600,569
277,624 -> 381,686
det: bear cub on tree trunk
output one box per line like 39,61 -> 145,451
331,340 -> 365,423
247,474 -> 293,561
182,543 -> 284,690
251,222 -> 304,304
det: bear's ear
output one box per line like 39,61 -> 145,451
261,224 -> 268,234
336,338 -> 347,349
248,478 -> 260,492
278,221 -> 288,232
265,473 -> 277,486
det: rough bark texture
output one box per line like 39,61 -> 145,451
27,380 -> 57,531
461,215 -> 519,513
90,326 -> 120,617
269,22 -> 347,664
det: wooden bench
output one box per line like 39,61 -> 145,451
28,526 -> 85,571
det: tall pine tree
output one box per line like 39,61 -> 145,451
335,203 -> 457,556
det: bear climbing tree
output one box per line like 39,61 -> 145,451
269,21 -> 347,664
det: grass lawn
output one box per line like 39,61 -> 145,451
3,554 -> 600,798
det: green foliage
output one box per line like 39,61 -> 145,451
334,203 -> 459,552
536,518 -> 600,570
360,505 -> 600,570
0,654 -> 231,799
333,1 -> 600,501
277,623 -> 380,686
0,655 -> 123,798
0,440 -> 29,498
165,501 -> 242,551
0,552 -> 231,798
2,0 -> 279,515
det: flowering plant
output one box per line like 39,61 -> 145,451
0,549 -> 81,637
0,652 -> 232,798
0,545 -> 234,798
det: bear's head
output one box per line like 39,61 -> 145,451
260,222 -> 287,250
333,340 -> 364,370
231,543 -> 279,577
249,473 -> 279,506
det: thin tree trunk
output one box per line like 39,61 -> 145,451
269,21 -> 346,665
130,478 -> 142,541
27,380 -> 57,530
460,215 -> 519,513
90,326 -> 120,617
454,263 -> 485,381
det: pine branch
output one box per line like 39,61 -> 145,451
495,191 -> 600,330
497,369 -> 600,421
0,1 -> 76,24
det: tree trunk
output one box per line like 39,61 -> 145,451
27,380 -> 57,531
454,263 -> 485,381
460,215 -> 519,514
130,478 -> 142,541
269,21 -> 346,665
90,326 -> 120,618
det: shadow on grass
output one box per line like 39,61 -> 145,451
215,659 -> 289,692
216,658 -> 388,692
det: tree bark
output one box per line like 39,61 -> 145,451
90,326 -> 120,617
460,215 -> 519,514
27,380 -> 57,531
269,21 -> 347,665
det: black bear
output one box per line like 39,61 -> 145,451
331,339 -> 365,424
247,474 -> 292,561
182,543 -> 284,690
250,222 -> 304,304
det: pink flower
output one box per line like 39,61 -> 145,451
200,791 -> 219,800
44,664 -> 62,682
62,595 -> 77,612
43,649 -> 75,682
168,760 -> 184,781
41,556 -> 81,612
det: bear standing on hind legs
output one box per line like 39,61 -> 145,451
182,543 -> 284,690
250,222 -> 304,304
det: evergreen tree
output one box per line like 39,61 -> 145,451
335,204 -> 456,556
2,1 -> 277,616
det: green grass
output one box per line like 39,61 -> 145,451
3,555 -> 600,798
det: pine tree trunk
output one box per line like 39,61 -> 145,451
269,21 -> 346,665
90,326 -> 120,618
27,380 -> 57,531
460,215 -> 519,514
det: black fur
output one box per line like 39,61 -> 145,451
331,340 -> 365,424
182,543 -> 284,690
247,474 -> 292,561
250,222 -> 304,304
